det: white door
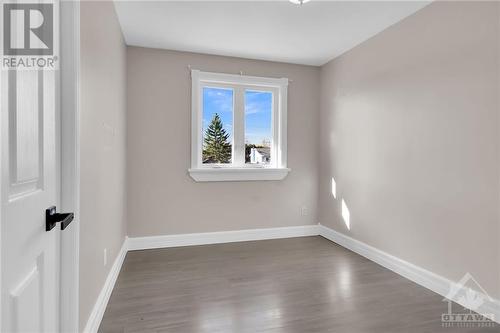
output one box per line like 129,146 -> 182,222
1,43 -> 61,333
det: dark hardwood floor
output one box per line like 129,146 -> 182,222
98,236 -> 498,333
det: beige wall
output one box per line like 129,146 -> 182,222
318,1 -> 500,299
126,47 -> 320,236
80,1 -> 127,330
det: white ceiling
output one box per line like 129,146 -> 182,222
114,1 -> 430,66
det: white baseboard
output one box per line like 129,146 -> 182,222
83,238 -> 128,333
127,225 -> 320,251
318,224 -> 500,324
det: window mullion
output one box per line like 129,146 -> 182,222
233,86 -> 245,166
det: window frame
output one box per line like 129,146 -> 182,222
189,70 -> 290,182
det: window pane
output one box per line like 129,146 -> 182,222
245,90 -> 273,165
202,87 -> 233,164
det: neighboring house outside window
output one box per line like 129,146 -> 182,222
250,147 -> 270,164
189,70 -> 290,182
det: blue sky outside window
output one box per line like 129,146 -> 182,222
244,90 -> 272,146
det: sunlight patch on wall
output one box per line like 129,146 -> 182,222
331,177 -> 337,199
341,199 -> 350,230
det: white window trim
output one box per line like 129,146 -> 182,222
189,70 -> 290,182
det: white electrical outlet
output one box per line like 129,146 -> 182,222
103,248 -> 107,266
301,206 -> 308,216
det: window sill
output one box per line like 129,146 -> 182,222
188,167 -> 291,182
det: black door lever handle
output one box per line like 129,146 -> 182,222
46,206 -> 74,231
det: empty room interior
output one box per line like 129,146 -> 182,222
1,0 -> 499,332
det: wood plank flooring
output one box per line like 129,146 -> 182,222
98,236 -> 498,332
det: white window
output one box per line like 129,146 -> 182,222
189,70 -> 290,182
